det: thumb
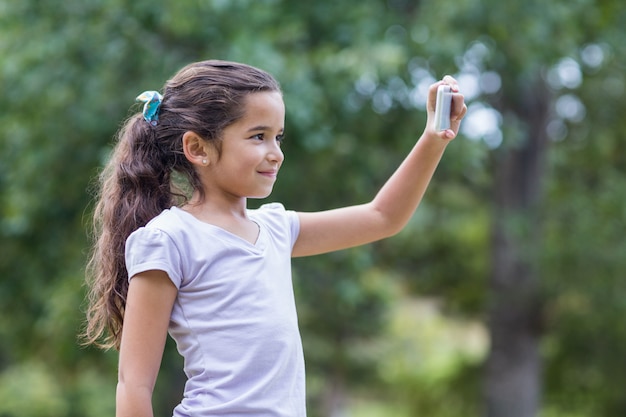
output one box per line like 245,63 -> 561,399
439,129 -> 456,140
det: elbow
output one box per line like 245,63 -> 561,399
116,380 -> 154,417
383,221 -> 405,239
370,204 -> 409,240
116,367 -> 156,403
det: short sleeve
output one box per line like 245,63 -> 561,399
125,227 -> 183,288
255,203 -> 300,250
285,208 -> 300,250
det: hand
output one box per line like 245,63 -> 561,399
427,75 -> 468,140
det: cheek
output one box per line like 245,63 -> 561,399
229,153 -> 260,175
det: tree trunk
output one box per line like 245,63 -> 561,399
485,77 -> 551,417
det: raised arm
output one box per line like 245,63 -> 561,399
292,77 -> 466,258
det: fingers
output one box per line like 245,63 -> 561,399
427,75 -> 461,111
439,75 -> 466,121
427,75 -> 467,140
441,75 -> 460,92
451,94 -> 467,120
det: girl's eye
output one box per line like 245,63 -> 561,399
251,133 -> 284,144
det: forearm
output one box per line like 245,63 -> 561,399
116,382 -> 154,417
369,76 -> 465,233
370,132 -> 449,234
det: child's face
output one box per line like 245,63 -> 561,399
205,91 -> 285,200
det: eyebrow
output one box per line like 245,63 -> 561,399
246,125 -> 284,133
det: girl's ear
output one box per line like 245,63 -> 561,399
182,131 -> 212,166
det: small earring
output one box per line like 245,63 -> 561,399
202,159 -> 207,165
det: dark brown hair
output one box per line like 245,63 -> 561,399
83,60 -> 281,349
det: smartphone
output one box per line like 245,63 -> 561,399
434,85 -> 452,131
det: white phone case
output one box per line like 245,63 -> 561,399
434,85 -> 452,131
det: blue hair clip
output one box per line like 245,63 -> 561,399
136,91 -> 163,126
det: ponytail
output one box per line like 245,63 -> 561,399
83,114 -> 180,350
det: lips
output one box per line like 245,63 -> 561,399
258,169 -> 278,178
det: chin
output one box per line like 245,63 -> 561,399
250,189 -> 274,199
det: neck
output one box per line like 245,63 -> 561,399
182,193 -> 259,245
184,192 -> 248,220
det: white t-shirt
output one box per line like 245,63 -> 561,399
125,203 -> 306,417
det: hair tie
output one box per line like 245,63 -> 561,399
136,91 -> 163,126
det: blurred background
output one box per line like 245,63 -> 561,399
1,0 -> 625,416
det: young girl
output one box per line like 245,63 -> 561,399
83,60 -> 466,417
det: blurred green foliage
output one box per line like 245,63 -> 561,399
1,0 -> 625,416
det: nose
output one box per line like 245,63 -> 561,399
267,141 -> 284,164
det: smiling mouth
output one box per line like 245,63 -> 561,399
258,170 -> 278,178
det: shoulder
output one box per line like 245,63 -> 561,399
125,207 -> 198,262
250,203 -> 296,227
249,203 -> 300,248
144,207 -> 186,233
125,210 -> 186,286
125,208 -> 185,251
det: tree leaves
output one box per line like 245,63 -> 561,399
1,0 -> 625,416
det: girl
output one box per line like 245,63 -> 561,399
83,60 -> 466,417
